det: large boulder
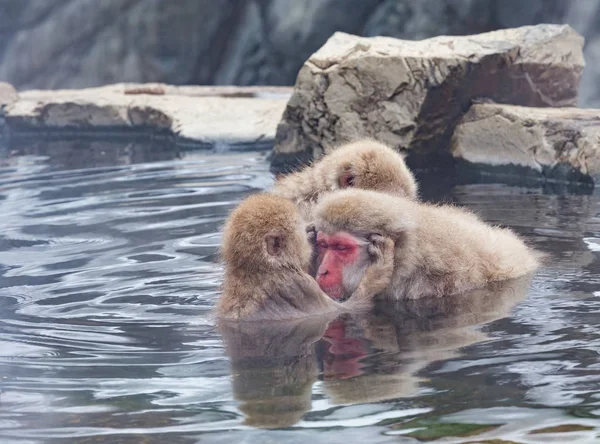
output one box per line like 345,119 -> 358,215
451,103 -> 600,185
271,24 -> 584,171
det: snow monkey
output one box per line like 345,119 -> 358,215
216,193 -> 395,320
311,189 -> 542,300
272,139 -> 418,220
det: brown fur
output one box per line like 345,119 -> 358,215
216,193 -> 395,320
313,189 -> 543,300
272,139 -> 418,220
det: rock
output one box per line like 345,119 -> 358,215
0,82 -> 18,110
4,84 -> 291,149
5,0 -> 600,108
451,103 -> 600,184
271,24 -> 584,171
0,82 -> 18,148
363,0 -> 496,40
0,0 -> 242,89
215,0 -> 382,86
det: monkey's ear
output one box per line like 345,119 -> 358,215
338,163 -> 355,188
265,234 -> 283,256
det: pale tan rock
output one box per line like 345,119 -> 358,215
0,82 -> 18,110
4,84 -> 290,147
272,24 -> 585,170
451,103 -> 600,182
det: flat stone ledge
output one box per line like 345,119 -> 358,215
3,83 -> 291,149
451,103 -> 600,185
0,82 -> 18,110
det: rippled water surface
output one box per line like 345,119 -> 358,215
1,140 -> 600,443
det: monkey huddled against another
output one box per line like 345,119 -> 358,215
272,139 -> 418,220
312,189 -> 542,300
217,139 -> 541,318
216,193 -> 395,320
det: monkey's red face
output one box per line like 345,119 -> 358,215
316,232 -> 365,300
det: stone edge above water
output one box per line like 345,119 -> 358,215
0,82 -> 292,150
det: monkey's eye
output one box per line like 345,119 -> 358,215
317,241 -> 328,250
345,175 -> 355,187
331,244 -> 349,252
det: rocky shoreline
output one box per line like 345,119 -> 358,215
2,24 -> 600,187
0,83 -> 292,151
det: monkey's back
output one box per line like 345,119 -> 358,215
405,203 -> 540,297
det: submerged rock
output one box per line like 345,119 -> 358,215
3,84 -> 290,149
451,103 -> 600,185
271,24 -> 584,171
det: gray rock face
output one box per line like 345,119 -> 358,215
271,25 -> 584,170
0,0 -> 242,89
451,103 -> 600,183
3,0 -> 600,107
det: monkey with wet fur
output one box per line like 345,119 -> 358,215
311,189 -> 542,300
216,193 -> 395,320
272,139 -> 418,220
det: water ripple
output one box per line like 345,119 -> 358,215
2,141 -> 600,442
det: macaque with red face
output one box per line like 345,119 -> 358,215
216,193 -> 395,320
272,139 -> 418,220
315,232 -> 375,301
312,189 -> 542,300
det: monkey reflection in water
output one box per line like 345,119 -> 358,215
219,275 -> 531,428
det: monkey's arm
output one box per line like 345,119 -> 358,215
346,234 -> 395,309
306,224 -> 319,277
288,271 -> 350,314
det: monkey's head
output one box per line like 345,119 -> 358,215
221,193 -> 312,273
312,189 -> 417,300
321,139 -> 418,200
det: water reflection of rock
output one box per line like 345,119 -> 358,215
5,139 -> 180,170
219,276 -> 532,428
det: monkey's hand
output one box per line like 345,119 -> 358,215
366,233 -> 386,261
306,224 -> 319,278
362,233 -> 395,294
347,234 -> 395,308
305,224 -> 317,246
